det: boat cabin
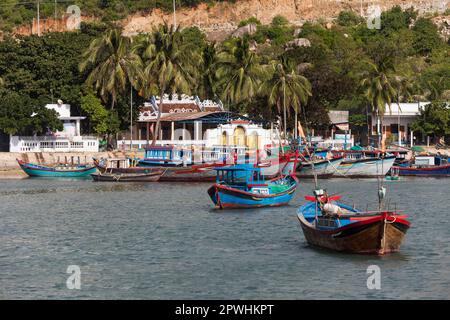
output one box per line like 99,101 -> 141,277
413,155 -> 449,167
100,158 -> 140,169
143,145 -> 193,166
215,165 -> 268,193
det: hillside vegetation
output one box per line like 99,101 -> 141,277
0,6 -> 449,144
0,0 -> 223,32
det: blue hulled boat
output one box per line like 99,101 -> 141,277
393,155 -> 450,177
17,159 -> 97,177
207,165 -> 297,209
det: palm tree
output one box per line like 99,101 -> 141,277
360,62 -> 398,147
391,75 -> 415,145
80,28 -> 143,111
198,42 -> 219,100
261,57 -> 312,139
215,37 -> 267,108
133,23 -> 200,145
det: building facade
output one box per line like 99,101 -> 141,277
118,94 -> 279,150
371,102 -> 430,147
10,103 -> 98,153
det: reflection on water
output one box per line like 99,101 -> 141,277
0,177 -> 449,299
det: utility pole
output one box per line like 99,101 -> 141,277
37,0 -> 40,36
130,87 -> 133,151
173,0 -> 177,29
55,0 -> 57,21
283,78 -> 287,142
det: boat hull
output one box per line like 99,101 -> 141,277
298,213 -> 409,254
208,178 -> 297,209
395,164 -> 450,177
335,156 -> 396,178
159,167 -> 217,182
296,157 -> 343,178
91,171 -> 164,182
94,160 -> 164,174
17,160 -> 96,177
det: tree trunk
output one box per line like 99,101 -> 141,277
152,90 -> 164,146
107,98 -> 116,150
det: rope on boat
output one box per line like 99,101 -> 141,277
326,159 -> 348,177
385,215 -> 397,224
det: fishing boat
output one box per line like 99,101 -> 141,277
17,159 -> 96,177
207,165 -> 297,209
94,158 -> 162,174
335,155 -> 396,178
296,156 -> 343,178
91,169 -> 166,182
297,190 -> 410,255
138,145 -> 234,167
385,167 -> 400,180
393,155 -> 450,177
138,145 -> 297,182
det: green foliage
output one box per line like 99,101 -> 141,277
336,10 -> 364,27
81,91 -> 110,134
349,114 -> 367,129
1,5 -> 449,143
271,15 -> 289,27
412,17 -> 443,55
215,37 -> 267,106
0,24 -> 105,134
238,17 -> 261,27
0,1 -> 216,31
261,57 -> 312,116
80,28 -> 142,109
0,88 -> 62,135
411,102 -> 450,138
380,5 -> 417,35
251,20 -> 295,46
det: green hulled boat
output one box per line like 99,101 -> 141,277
17,159 -> 97,177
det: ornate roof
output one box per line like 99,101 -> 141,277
139,94 -> 224,122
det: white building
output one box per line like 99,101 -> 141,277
372,102 -> 430,147
118,94 -> 280,150
10,103 -> 98,152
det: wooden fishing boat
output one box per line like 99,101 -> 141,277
394,163 -> 450,176
297,191 -> 410,255
393,155 -> 450,177
335,155 -> 396,178
207,165 -> 297,209
137,145 -> 297,182
296,157 -> 343,178
91,169 -> 166,182
94,158 -> 162,174
17,159 -> 96,177
385,167 -> 400,180
159,164 -> 220,182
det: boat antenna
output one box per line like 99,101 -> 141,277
376,111 -> 386,212
301,107 -> 318,190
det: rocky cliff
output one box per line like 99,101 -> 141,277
8,0 -> 450,38
122,0 -> 449,38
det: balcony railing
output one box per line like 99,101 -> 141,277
10,136 -> 99,152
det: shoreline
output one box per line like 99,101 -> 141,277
0,169 -> 28,179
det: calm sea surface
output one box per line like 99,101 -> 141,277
0,177 -> 449,299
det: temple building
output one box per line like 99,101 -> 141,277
118,94 -> 278,150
